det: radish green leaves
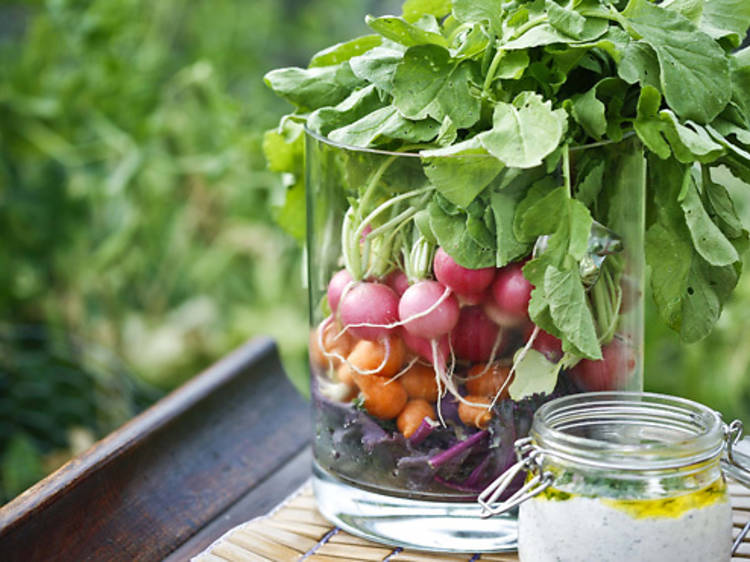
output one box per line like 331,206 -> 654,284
264,0 -> 750,347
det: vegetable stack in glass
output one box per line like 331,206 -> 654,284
264,0 -> 750,552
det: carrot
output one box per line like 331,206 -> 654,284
465,363 -> 512,399
397,399 -> 436,438
336,362 -> 355,387
309,319 -> 354,369
399,362 -> 439,402
347,334 -> 405,377
353,372 -> 408,420
458,395 -> 492,429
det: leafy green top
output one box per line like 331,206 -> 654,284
264,0 -> 750,347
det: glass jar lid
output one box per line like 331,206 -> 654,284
531,391 -> 725,472
478,391 -> 750,517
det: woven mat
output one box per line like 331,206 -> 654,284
195,479 -> 750,561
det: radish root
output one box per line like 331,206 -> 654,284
489,325 -> 540,409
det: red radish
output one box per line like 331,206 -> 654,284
525,326 -> 563,362
491,262 -> 533,321
401,328 -> 449,365
457,290 -> 488,306
339,282 -> 399,340
399,280 -> 459,339
384,270 -> 410,296
327,269 -> 353,314
451,306 -> 502,362
483,300 -> 529,329
433,248 -> 495,295
571,338 -> 636,392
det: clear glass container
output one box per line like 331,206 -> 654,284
306,130 -> 646,551
480,392 -> 735,561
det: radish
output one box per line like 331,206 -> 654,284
327,269 -> 353,314
433,247 -> 495,296
384,269 -> 410,296
457,290 -> 488,306
525,325 -> 563,362
451,306 -> 503,362
399,280 -> 459,340
339,282 -> 399,340
401,328 -> 449,365
571,338 -> 636,392
491,262 -> 533,322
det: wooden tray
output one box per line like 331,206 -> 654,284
195,479 -> 750,561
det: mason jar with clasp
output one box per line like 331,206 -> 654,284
478,392 -> 750,562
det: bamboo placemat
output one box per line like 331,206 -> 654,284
194,479 -> 750,561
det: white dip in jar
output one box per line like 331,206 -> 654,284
480,392 -> 738,562
519,481 -> 731,561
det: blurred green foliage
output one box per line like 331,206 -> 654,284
0,0 -> 390,503
644,167 -> 750,424
0,0 -> 748,505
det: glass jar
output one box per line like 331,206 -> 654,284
307,129 -> 646,551
479,392 -> 744,561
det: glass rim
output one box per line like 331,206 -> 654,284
304,126 -> 636,158
531,391 -> 725,471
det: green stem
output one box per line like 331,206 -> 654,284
482,46 -> 505,94
506,16 -> 547,42
360,206 -> 419,274
354,186 -> 433,241
358,155 -> 398,219
579,7 -> 629,29
563,145 -> 572,197
342,207 -> 362,279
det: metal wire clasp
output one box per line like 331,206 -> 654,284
722,420 -> 750,555
477,437 -> 554,518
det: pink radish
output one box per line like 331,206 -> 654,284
401,328 -> 449,365
457,290 -> 488,306
526,325 -> 563,362
571,338 -> 636,392
399,280 -> 459,339
451,306 -> 502,362
491,262 -> 533,322
328,269 -> 353,314
483,300 -> 528,329
339,282 -> 399,340
433,248 -> 495,295
384,270 -> 410,296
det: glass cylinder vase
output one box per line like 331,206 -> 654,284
306,129 -> 645,552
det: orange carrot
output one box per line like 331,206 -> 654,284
399,362 -> 439,402
353,372 -> 408,420
458,395 -> 492,429
309,319 -> 353,369
347,334 -> 405,377
397,399 -> 436,438
465,363 -> 512,399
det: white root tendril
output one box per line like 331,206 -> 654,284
384,356 -> 419,385
317,315 -> 392,376
432,340 -> 446,427
335,285 -> 454,340
334,280 -> 357,326
489,325 -> 540,410
429,339 -> 488,419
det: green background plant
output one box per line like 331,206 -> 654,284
0,0 -> 747,505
